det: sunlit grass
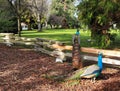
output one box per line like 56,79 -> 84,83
21,28 -> 120,49
21,29 -> 91,47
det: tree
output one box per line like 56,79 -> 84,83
7,0 -> 28,36
50,0 -> 77,28
0,11 -> 17,33
28,0 -> 49,32
21,9 -> 35,30
77,0 -> 120,48
48,14 -> 64,28
0,0 -> 17,33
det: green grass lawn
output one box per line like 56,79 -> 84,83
21,29 -> 92,47
21,29 -> 120,49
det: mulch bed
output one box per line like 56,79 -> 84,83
0,44 -> 120,91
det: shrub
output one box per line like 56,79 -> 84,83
0,11 -> 17,34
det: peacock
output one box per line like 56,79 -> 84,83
66,53 -> 103,81
75,29 -> 80,35
72,29 -> 82,69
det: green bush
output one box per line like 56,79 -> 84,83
91,33 -> 117,49
0,11 -> 17,34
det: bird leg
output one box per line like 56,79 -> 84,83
91,77 -> 96,83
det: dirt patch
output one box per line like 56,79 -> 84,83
0,44 -> 120,91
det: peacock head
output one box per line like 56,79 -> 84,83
98,52 -> 102,57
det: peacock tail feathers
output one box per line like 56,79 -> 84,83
65,65 -> 91,81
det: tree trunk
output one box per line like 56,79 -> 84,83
45,21 -> 47,29
28,23 -> 31,30
38,22 -> 41,32
17,16 -> 21,37
37,14 -> 42,32
90,22 -> 112,48
61,18 -> 69,29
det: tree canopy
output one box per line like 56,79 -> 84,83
28,0 -> 49,31
49,0 -> 77,28
0,0 -> 17,33
77,0 -> 120,48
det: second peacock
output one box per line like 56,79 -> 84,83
66,53 -> 103,81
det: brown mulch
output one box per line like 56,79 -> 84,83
0,44 -> 120,91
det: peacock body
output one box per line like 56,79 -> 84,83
67,53 -> 103,80
80,64 -> 101,78
72,32 -> 82,69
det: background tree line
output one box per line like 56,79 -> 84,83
0,0 -> 77,35
0,0 -> 120,48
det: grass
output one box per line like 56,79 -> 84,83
21,28 -> 120,49
21,29 -> 91,47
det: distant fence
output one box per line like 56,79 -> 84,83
0,33 -> 35,46
34,38 -> 66,56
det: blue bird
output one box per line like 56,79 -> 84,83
66,53 -> 103,81
75,29 -> 80,35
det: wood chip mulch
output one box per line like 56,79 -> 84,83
0,44 -> 120,91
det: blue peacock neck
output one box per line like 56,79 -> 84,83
75,29 -> 80,35
98,53 -> 103,71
